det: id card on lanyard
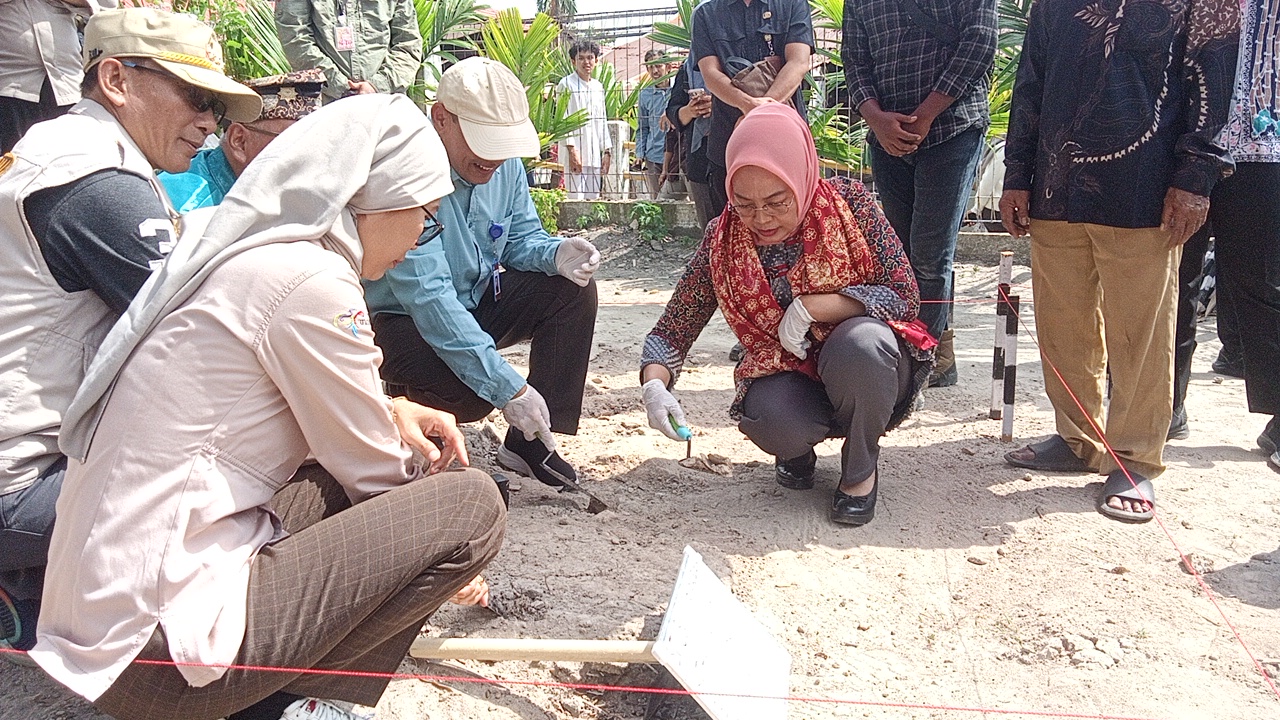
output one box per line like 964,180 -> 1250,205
335,0 -> 355,51
488,221 -> 504,301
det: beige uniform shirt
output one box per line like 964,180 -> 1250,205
31,234 -> 422,700
0,0 -> 115,105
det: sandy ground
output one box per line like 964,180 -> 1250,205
3,228 -> 1280,720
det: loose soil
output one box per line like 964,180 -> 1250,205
3,228 -> 1278,720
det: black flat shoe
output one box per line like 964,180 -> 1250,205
831,480 -> 877,526
775,450 -> 816,490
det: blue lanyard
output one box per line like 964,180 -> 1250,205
488,221 -> 504,301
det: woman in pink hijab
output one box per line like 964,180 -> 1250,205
639,105 -> 935,526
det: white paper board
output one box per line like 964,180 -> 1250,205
652,546 -> 791,720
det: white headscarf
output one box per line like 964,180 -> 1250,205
61,94 -> 453,461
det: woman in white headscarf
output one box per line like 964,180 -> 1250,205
30,95 -> 505,720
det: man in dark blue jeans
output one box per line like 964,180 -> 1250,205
843,0 -> 997,386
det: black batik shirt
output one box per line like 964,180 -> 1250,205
1003,0 -> 1240,228
842,0 -> 997,151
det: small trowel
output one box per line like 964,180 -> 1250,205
670,414 -> 693,459
539,450 -> 609,514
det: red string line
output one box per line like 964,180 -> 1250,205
996,283 -> 1280,703
0,648 -> 1165,720
599,295 -> 1036,307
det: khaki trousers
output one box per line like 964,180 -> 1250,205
1029,220 -> 1180,477
94,466 -> 506,720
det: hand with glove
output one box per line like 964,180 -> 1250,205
777,296 -> 815,360
502,384 -> 555,451
555,238 -> 601,287
642,378 -> 690,442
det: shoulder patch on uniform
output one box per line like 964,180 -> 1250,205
0,153 -> 13,177
333,308 -> 370,338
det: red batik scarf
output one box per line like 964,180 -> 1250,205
708,179 -> 878,386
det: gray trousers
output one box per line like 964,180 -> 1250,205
739,317 -> 912,484
94,466 -> 506,720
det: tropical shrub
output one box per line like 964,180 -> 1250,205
630,201 -> 668,242
414,0 -> 490,90
530,188 -> 566,233
480,9 -> 587,154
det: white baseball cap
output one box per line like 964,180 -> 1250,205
436,57 -> 541,161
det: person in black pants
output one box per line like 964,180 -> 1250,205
1213,163 -> 1280,467
664,59 -> 717,226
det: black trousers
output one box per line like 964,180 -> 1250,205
0,79 -> 69,154
372,271 -> 597,434
1212,162 -> 1280,415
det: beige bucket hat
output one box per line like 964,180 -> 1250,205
83,7 -> 262,123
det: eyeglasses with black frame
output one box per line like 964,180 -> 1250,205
418,208 -> 444,246
119,60 -> 228,124
728,197 -> 795,220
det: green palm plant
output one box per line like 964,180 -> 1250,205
137,0 -> 290,81
990,0 -> 1033,134
594,59 -> 647,126
414,0 -> 490,88
223,0 -> 292,81
480,9 -> 587,152
647,0 -> 699,50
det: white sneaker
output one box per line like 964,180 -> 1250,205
279,698 -> 373,720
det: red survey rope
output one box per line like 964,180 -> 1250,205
997,283 -> 1280,703
0,647 -> 1166,720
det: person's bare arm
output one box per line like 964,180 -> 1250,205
698,56 -> 776,115
766,42 -> 810,103
902,91 -> 956,143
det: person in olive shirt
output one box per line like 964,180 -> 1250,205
274,0 -> 422,101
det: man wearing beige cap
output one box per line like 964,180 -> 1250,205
160,68 -> 325,213
366,57 -> 601,491
0,6 -> 259,661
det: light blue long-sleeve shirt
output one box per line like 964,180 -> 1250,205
636,84 -> 670,164
157,146 -> 236,214
364,158 -> 562,407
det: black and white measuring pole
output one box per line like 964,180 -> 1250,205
989,252 -> 1020,441
990,252 -> 1013,421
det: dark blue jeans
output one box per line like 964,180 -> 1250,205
0,456 -> 65,600
868,125 -> 985,339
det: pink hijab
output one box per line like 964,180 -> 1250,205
725,104 -> 819,216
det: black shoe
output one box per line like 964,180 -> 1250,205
496,431 -> 576,489
775,450 -> 816,490
927,362 -> 957,388
1212,352 -> 1245,379
1168,405 -> 1190,440
1258,416 -> 1280,455
831,479 -> 877,526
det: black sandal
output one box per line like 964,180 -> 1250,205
1005,435 -> 1094,473
1097,470 -> 1154,523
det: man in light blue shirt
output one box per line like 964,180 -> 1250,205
365,57 -> 601,487
636,50 -> 671,198
158,69 -> 324,212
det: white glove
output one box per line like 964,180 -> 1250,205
778,297 -> 815,360
555,238 -> 601,287
502,384 -> 555,451
642,378 -> 688,442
